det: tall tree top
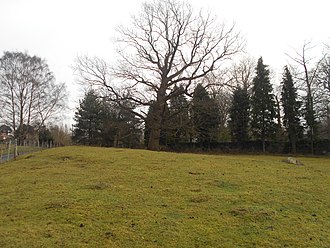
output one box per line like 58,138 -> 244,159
193,84 -> 210,102
253,57 -> 270,82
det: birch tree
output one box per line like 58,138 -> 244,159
0,51 -> 67,143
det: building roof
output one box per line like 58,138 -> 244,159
0,125 -> 12,133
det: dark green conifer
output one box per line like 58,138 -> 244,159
250,57 -> 277,152
191,84 -> 219,148
281,66 -> 303,153
229,87 -> 250,145
73,90 -> 103,145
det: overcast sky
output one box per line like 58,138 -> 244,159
1,0 -> 329,122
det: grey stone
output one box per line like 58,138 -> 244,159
283,157 -> 304,166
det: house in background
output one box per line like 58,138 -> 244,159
0,125 -> 13,141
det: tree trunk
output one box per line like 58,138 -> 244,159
327,105 -> 330,140
291,138 -> 297,154
148,128 -> 161,151
262,139 -> 266,153
147,84 -> 167,151
310,127 -> 314,155
147,100 -> 163,151
19,98 -> 25,145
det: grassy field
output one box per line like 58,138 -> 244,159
0,146 -> 329,247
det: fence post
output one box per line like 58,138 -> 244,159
0,147 -> 3,164
7,140 -> 11,162
14,139 -> 18,158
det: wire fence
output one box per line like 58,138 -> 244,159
0,139 -> 52,164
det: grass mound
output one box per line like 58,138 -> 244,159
0,146 -> 329,247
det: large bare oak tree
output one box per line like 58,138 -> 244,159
75,0 -> 243,150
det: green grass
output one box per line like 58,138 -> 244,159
0,146 -> 329,247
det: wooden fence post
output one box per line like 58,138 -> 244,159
0,147 -> 3,164
14,139 -> 18,158
7,140 -> 11,162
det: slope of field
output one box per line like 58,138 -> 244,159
0,146 -> 329,247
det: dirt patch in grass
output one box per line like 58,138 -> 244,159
190,188 -> 202,192
61,156 -> 71,161
211,179 -> 238,191
230,207 -> 276,220
85,182 -> 110,190
190,195 -> 210,203
24,154 -> 34,159
188,171 -> 204,175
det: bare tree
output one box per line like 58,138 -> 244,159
50,124 -> 72,146
225,56 -> 256,92
0,51 -> 67,143
317,47 -> 330,140
75,0 -> 243,150
34,81 -> 67,128
287,42 -> 325,153
211,87 -> 232,141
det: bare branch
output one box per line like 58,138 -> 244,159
74,0 -> 243,150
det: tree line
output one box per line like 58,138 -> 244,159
73,53 -> 330,154
73,0 -> 330,153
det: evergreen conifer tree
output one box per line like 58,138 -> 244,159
73,90 -> 103,145
229,87 -> 250,146
191,84 -> 219,148
281,66 -> 303,153
250,57 -> 277,152
167,86 -> 190,145
74,92 -> 142,147
102,100 -> 142,148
